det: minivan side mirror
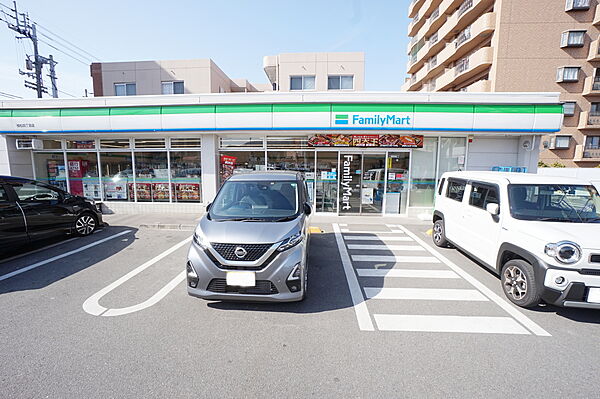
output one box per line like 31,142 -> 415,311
205,202 -> 212,211
303,202 -> 312,215
486,202 -> 500,216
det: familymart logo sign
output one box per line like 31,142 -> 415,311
334,113 -> 412,127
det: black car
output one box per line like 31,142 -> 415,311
0,176 -> 104,256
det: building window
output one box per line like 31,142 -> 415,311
586,136 -> 600,149
114,83 -> 136,96
170,138 -> 202,148
455,26 -> 472,48
161,81 -> 184,95
563,102 -> 576,116
556,67 -> 580,82
429,32 -> 438,47
592,102 -> 600,116
290,75 -> 315,90
565,0 -> 590,11
560,30 -> 585,47
328,75 -> 354,90
554,135 -> 571,149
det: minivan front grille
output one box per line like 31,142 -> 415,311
211,243 -> 273,261
580,268 -> 600,276
206,279 -> 279,295
590,254 -> 600,264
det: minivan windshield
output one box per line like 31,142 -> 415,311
508,184 -> 600,223
209,180 -> 300,221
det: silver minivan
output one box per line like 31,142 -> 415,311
186,171 -> 311,302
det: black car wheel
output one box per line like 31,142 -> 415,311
74,213 -> 96,236
432,219 -> 450,248
501,260 -> 541,308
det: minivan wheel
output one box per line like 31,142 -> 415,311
501,260 -> 541,308
74,213 -> 96,236
432,219 -> 450,248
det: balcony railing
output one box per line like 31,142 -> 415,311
458,0 -> 474,17
430,7 -> 440,22
429,32 -> 439,47
428,55 -> 438,71
584,148 -> 600,158
455,25 -> 472,48
455,57 -> 470,76
593,79 -> 600,91
588,113 -> 600,125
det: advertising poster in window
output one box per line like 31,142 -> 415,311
152,183 -> 171,201
175,183 -> 201,201
308,134 -> 423,148
104,182 -> 127,200
353,135 -> 379,147
220,155 -> 237,181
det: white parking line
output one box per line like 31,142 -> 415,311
341,229 -> 404,234
356,269 -> 459,279
82,237 -> 191,317
395,225 -> 551,337
0,230 -> 132,282
374,314 -> 530,335
364,287 -> 489,301
352,255 -> 440,263
343,236 -> 413,241
332,223 -> 375,331
347,244 -> 425,251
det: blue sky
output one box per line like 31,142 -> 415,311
0,0 -> 411,99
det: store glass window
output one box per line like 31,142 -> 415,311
409,137 -> 438,207
266,136 -> 310,149
33,152 -> 67,191
134,138 -> 166,149
134,152 -> 170,202
170,138 -> 202,148
66,140 -> 95,150
100,139 -> 130,149
43,140 -> 62,150
267,151 -> 315,201
170,152 -> 202,202
220,137 -> 264,148
315,151 -> 338,212
219,151 -> 265,184
100,152 -> 133,201
67,152 -> 100,199
385,152 -> 410,214
437,137 -> 466,179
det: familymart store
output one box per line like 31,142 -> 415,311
0,92 -> 562,216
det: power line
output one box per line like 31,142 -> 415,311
0,90 -> 22,99
57,88 -> 77,98
37,30 -> 95,62
36,23 -> 99,61
37,37 -> 90,66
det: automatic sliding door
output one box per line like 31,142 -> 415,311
315,151 -> 338,212
360,154 -> 385,214
385,152 -> 410,215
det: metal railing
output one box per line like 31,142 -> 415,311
455,57 -> 470,76
458,0 -> 474,17
455,26 -> 472,48
583,148 -> 600,158
430,7 -> 440,22
592,78 -> 600,91
587,114 -> 600,125
428,55 -> 438,71
429,32 -> 439,47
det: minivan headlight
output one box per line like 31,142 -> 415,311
277,232 -> 303,252
544,241 -> 581,264
193,230 -> 210,249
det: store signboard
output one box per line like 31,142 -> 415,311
308,134 -> 423,148
339,154 -> 361,213
333,112 -> 412,128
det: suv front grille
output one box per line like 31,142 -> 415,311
206,279 -> 279,295
211,243 -> 273,261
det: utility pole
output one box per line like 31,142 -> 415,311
2,1 -> 57,97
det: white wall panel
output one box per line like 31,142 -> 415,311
216,112 -> 272,129
11,116 -> 61,132
161,113 -> 216,130
61,116 -> 111,131
533,113 -> 563,131
412,112 -> 473,131
473,113 -> 535,132
273,112 -> 330,128
110,114 -> 161,130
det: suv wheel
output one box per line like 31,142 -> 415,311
74,213 -> 96,236
501,260 -> 541,308
432,219 -> 450,248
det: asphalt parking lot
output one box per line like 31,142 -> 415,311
1,213 -> 599,398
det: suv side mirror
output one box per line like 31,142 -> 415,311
486,203 -> 500,216
303,202 -> 312,215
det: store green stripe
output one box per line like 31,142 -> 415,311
535,104 -> 563,114
333,104 -> 414,112
273,104 -> 330,112
12,109 -> 61,117
0,110 -> 11,117
61,108 -> 110,117
415,104 -> 473,113
216,104 -> 272,113
475,105 -> 535,113
162,105 -> 215,114
110,107 -> 161,116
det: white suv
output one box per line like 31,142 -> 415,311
433,171 -> 600,309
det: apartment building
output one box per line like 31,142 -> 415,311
402,0 -> 600,167
262,52 -> 365,91
90,52 -> 365,98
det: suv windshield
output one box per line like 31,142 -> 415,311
209,180 -> 299,221
508,184 -> 600,223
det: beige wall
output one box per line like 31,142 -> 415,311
264,52 -> 365,91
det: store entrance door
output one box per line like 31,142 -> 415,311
339,152 -> 386,215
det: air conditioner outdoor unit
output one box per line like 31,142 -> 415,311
16,138 -> 43,150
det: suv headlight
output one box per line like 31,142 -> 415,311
544,241 -> 581,264
277,232 -> 303,252
193,230 -> 210,249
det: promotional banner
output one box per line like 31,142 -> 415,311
308,134 -> 423,148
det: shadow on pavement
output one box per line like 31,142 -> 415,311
0,226 -> 138,296
206,231 -> 392,314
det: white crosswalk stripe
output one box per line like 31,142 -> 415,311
333,222 -> 550,336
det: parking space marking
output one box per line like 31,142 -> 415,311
374,315 -> 530,335
344,236 -> 412,241
332,223 -> 375,331
364,287 -> 489,301
0,230 -> 132,282
393,225 -> 551,337
356,269 -> 459,279
82,237 -> 191,317
352,255 -> 440,263
347,244 -> 425,251
341,229 -> 404,234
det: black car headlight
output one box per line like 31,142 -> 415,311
193,230 -> 210,249
277,232 -> 303,252
544,241 -> 581,264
